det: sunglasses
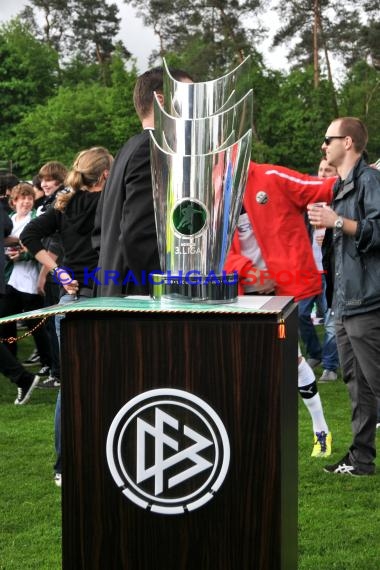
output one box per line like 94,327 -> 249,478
323,135 -> 347,146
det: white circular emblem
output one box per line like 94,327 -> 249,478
106,388 -> 230,515
256,191 -> 268,204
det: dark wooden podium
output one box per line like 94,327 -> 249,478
60,296 -> 298,570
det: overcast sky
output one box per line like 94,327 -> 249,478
0,1 -> 285,74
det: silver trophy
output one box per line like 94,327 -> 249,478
150,58 -> 253,303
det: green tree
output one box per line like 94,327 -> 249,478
0,19 -> 59,161
5,55 -> 140,177
69,0 -> 123,65
126,0 -> 265,77
107,50 -> 140,148
271,1 -> 380,77
19,0 -> 71,51
58,55 -> 104,88
252,66 -> 337,171
354,19 -> 380,70
19,0 -> 126,67
326,1 -> 380,70
338,61 -> 380,160
270,0 -> 340,99
7,83 -> 113,175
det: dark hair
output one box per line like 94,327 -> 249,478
133,67 -> 194,120
0,173 -> 19,196
32,175 -> 42,190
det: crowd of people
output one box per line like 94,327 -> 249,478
1,66 -> 380,485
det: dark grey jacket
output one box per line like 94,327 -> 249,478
332,156 -> 380,318
92,130 -> 160,296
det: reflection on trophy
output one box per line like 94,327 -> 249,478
150,58 -> 253,303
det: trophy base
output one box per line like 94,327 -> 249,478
150,273 -> 238,304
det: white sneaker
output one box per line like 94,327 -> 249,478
22,349 -> 41,366
54,473 -> 62,487
39,376 -> 60,389
306,358 -> 321,369
319,369 -> 337,382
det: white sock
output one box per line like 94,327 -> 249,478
298,356 -> 314,385
298,357 -> 329,433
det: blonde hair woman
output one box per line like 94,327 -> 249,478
21,146 -> 113,297
55,146 -> 112,213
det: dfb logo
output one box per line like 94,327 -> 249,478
106,388 -> 230,515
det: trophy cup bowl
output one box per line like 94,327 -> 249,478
162,57 -> 251,119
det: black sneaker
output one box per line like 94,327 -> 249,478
39,376 -> 60,389
23,349 -> 41,366
37,365 -> 50,376
324,453 -> 374,476
14,375 -> 40,405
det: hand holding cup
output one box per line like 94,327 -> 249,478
308,202 -> 327,229
307,202 -> 337,230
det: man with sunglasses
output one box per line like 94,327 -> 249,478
308,116 -> 380,476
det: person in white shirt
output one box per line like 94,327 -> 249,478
0,183 -> 52,372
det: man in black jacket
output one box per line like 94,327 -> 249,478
308,117 -> 380,476
93,67 -> 193,296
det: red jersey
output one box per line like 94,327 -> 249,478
224,162 -> 335,301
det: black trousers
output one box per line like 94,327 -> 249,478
335,308 -> 380,473
0,342 -> 34,385
0,285 -> 52,367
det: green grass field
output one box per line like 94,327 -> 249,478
0,333 -> 379,569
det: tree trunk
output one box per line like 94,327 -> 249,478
313,0 -> 320,88
317,14 -> 339,115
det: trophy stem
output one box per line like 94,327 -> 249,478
150,273 -> 238,304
